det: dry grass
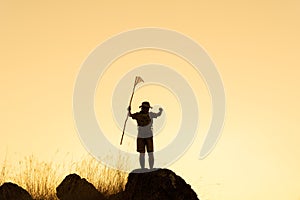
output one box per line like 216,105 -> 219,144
0,154 -> 128,200
71,155 -> 128,197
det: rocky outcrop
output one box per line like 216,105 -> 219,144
0,182 -> 33,200
56,173 -> 105,200
110,168 -> 199,200
0,168 -> 199,200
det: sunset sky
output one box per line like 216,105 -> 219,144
1,1 -> 300,200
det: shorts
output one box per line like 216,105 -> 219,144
137,137 -> 153,153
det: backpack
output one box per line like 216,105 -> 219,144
136,113 -> 151,127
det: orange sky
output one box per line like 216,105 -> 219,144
1,1 -> 300,200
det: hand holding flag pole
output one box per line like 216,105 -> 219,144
120,76 -> 144,145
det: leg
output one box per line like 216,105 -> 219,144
139,153 -> 145,169
137,138 -> 146,169
148,152 -> 154,169
145,137 -> 154,169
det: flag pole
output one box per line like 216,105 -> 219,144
120,76 -> 143,145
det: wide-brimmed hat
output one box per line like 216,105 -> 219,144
139,101 -> 152,108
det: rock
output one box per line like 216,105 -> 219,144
107,191 -> 126,200
56,173 -> 105,200
117,168 -> 199,200
0,182 -> 33,200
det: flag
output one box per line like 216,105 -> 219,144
134,76 -> 144,86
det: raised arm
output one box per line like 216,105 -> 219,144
127,106 -> 132,117
151,107 -> 163,118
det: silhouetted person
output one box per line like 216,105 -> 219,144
128,101 -> 163,169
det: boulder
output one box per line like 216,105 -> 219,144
110,168 -> 199,200
0,182 -> 33,200
56,173 -> 105,200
